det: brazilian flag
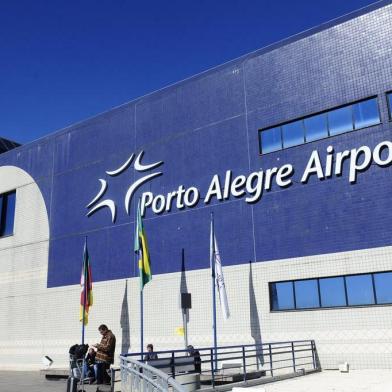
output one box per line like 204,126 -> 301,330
134,201 -> 152,289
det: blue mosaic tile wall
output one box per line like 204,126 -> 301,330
1,2 -> 391,287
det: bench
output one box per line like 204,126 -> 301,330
220,362 -> 243,375
147,357 -> 200,392
146,356 -> 196,374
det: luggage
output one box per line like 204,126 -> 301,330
66,376 -> 78,392
69,344 -> 89,379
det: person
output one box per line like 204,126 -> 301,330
144,344 -> 158,361
82,347 -> 96,382
92,324 -> 116,385
187,345 -> 201,372
69,343 -> 88,379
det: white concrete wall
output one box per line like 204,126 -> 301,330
0,165 -> 392,370
0,166 -> 50,370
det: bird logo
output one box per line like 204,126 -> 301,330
86,151 -> 163,223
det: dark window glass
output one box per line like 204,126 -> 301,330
353,98 -> 380,129
3,192 -> 15,236
0,191 -> 16,238
387,93 -> 392,119
294,279 -> 319,309
261,127 -> 282,154
260,96 -> 382,155
328,106 -> 354,136
304,113 -> 328,142
271,282 -> 294,310
282,120 -> 305,148
374,272 -> 392,304
346,274 -> 375,306
319,277 -> 346,307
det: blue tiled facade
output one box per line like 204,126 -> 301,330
1,1 -> 392,288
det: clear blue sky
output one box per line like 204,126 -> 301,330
0,0 -> 379,144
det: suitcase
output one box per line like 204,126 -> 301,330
66,376 -> 78,392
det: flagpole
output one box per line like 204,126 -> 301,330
140,288 -> 144,360
82,303 -> 86,345
211,212 -> 218,371
81,236 -> 87,346
137,200 -> 144,361
181,248 -> 189,349
81,236 -> 88,389
135,199 -> 152,361
82,304 -> 86,344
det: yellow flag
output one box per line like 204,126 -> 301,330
175,326 -> 184,336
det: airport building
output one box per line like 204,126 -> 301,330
1,1 -> 392,371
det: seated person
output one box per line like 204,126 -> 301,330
144,344 -> 158,361
187,345 -> 201,372
83,348 -> 96,382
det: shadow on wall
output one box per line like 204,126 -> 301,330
121,279 -> 131,354
249,260 -> 264,368
179,248 -> 190,348
180,249 -> 188,296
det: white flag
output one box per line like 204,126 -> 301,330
210,221 -> 230,320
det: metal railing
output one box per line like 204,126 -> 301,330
120,355 -> 187,392
122,340 -> 320,391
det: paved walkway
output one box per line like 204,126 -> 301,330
0,371 -> 119,392
0,371 -> 68,392
251,370 -> 392,392
1,369 -> 392,392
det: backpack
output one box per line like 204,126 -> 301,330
69,344 -> 89,359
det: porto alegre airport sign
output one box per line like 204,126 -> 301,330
86,140 -> 392,221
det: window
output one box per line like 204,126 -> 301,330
328,106 -> 353,136
270,271 -> 392,311
387,92 -> 392,120
345,274 -> 375,306
260,126 -> 282,154
294,279 -> 319,309
319,277 -> 346,307
282,120 -> 304,148
304,113 -> 328,142
259,97 -> 380,154
374,272 -> 392,304
353,99 -> 380,129
270,282 -> 294,310
0,191 -> 16,237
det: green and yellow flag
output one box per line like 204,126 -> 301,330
134,201 -> 152,289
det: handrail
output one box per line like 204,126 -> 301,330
123,340 -> 314,357
121,340 -> 320,392
120,355 -> 187,392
